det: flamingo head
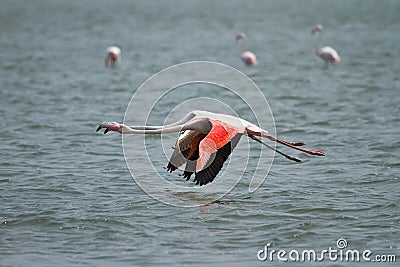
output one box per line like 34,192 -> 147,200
96,122 -> 123,134
311,24 -> 323,34
236,32 -> 247,41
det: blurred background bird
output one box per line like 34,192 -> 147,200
236,32 -> 258,66
311,25 -> 341,67
105,45 -> 121,68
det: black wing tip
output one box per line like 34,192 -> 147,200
182,171 -> 193,181
193,140 -> 233,186
166,162 -> 178,173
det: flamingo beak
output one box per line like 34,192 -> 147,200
96,124 -> 111,134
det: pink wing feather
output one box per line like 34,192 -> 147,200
196,120 -> 239,172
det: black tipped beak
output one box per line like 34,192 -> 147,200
96,125 -> 102,132
104,128 -> 109,134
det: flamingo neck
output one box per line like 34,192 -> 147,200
121,124 -> 183,134
316,31 -> 323,55
240,39 -> 246,54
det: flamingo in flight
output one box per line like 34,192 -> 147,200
105,45 -> 121,68
96,110 -> 324,186
311,25 -> 341,66
236,33 -> 258,66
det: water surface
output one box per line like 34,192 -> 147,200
1,0 -> 399,266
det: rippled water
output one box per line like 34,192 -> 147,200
1,0 -> 399,266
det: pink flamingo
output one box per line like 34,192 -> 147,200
236,33 -> 258,66
311,25 -> 341,66
97,110 -> 325,186
105,46 -> 121,68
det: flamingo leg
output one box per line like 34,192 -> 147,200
248,134 -> 302,162
261,133 -> 325,156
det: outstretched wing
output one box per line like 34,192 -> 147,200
193,134 -> 242,186
194,120 -> 241,186
166,130 -> 206,172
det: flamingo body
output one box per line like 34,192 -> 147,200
96,110 -> 325,186
241,51 -> 258,66
318,46 -> 341,63
105,46 -> 121,68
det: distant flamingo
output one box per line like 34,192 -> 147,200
97,110 -> 324,186
311,25 -> 341,66
236,33 -> 258,66
105,45 -> 121,68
